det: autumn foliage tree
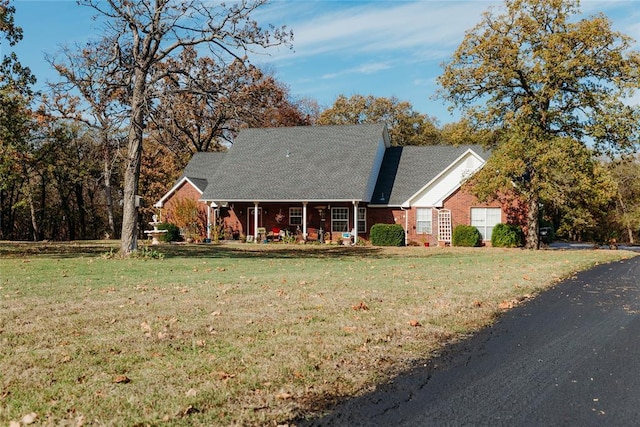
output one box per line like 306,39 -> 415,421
0,0 -> 37,239
317,94 -> 441,146
74,0 -> 292,255
47,40 -> 129,239
438,0 -> 640,248
150,48 -> 310,162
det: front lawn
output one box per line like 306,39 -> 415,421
0,242 -> 634,425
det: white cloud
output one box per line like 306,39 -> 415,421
321,61 -> 393,79
263,1 -> 498,62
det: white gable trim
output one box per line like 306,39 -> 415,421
402,149 -> 486,208
154,177 -> 204,208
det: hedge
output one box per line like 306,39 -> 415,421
370,224 -> 405,246
157,222 -> 181,242
491,223 -> 524,247
452,225 -> 482,247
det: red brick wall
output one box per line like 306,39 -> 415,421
161,181 -> 205,224
367,187 -> 506,246
160,184 -> 512,244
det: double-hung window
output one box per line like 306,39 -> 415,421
416,208 -> 432,234
331,207 -> 349,232
357,207 -> 366,234
289,207 -> 302,226
471,207 -> 501,240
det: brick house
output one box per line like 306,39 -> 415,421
154,123 -> 507,245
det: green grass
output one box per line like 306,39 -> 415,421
0,241 -> 635,425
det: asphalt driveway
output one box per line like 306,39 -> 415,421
302,255 -> 640,426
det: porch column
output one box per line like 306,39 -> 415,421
206,203 -> 213,241
302,202 -> 308,240
253,202 -> 259,242
352,201 -> 359,244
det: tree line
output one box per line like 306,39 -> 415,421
1,0 -> 639,251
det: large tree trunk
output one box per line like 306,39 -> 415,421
525,193 -> 540,249
75,182 -> 86,239
120,71 -> 146,255
27,190 -> 39,241
617,194 -> 635,244
102,133 -> 117,239
104,164 -> 116,238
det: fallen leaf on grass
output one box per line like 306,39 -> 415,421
213,371 -> 235,381
498,300 -> 514,310
276,392 -> 292,400
351,301 -> 369,311
114,375 -> 131,384
408,320 -> 422,327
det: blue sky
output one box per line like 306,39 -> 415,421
11,0 -> 640,125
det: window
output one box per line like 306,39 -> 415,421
289,207 -> 302,225
416,208 -> 432,234
471,207 -> 501,240
357,207 -> 366,234
331,207 -> 349,232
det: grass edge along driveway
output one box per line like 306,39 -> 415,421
0,242 -> 635,426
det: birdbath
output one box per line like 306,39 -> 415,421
144,214 -> 167,245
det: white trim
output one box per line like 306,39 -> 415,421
200,198 -> 364,204
154,176 -> 205,208
353,201 -> 359,244
416,207 -> 433,234
303,202 -> 308,240
403,149 -> 485,207
331,207 -> 349,233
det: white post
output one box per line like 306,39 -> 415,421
353,201 -> 359,245
254,202 -> 259,242
207,203 -> 212,241
302,202 -> 308,240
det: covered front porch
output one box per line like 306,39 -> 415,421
205,201 -> 366,244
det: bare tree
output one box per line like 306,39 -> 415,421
47,41 -> 127,239
77,0 -> 292,254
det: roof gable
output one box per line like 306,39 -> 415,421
371,145 -> 489,207
154,152 -> 225,207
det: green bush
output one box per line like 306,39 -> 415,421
491,223 -> 524,247
157,222 -> 181,242
452,225 -> 482,247
370,224 -> 405,246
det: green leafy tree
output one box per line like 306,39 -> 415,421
318,94 -> 441,146
437,0 -> 640,248
608,157 -> 640,244
0,0 -> 36,239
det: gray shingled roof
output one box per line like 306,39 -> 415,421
371,145 -> 490,206
180,152 -> 225,193
182,152 -> 226,180
201,124 -> 388,202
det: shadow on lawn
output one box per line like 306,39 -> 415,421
0,240 -> 394,260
